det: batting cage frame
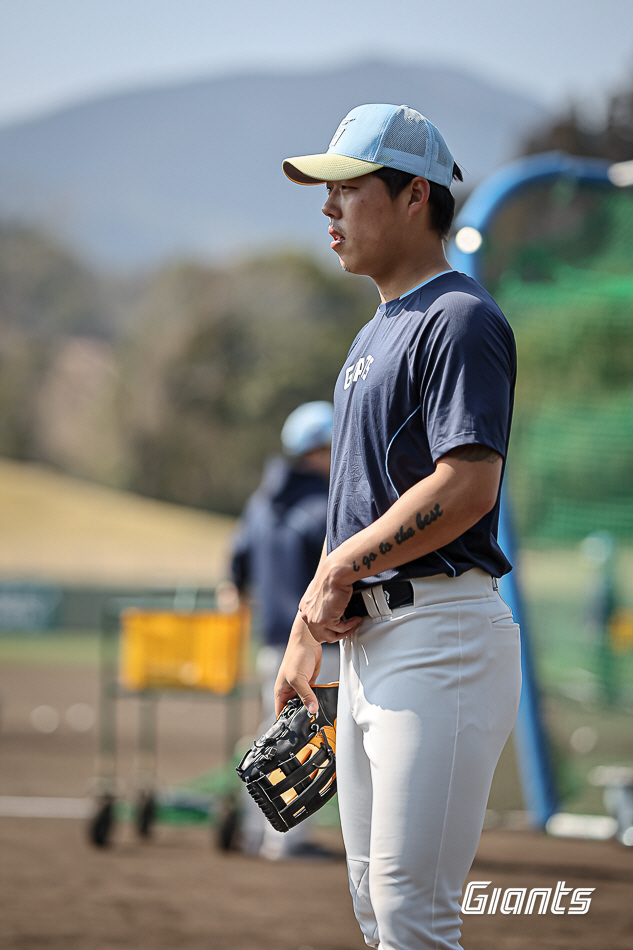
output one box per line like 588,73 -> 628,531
448,150 -> 633,829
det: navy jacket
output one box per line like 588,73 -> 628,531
231,456 -> 328,646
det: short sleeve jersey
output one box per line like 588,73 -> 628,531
327,270 -> 516,585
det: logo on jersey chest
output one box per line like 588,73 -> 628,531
344,354 -> 374,390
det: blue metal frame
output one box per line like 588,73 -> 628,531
447,151 -> 614,827
449,151 -> 612,275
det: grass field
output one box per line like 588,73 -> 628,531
0,630 -> 100,665
0,457 -> 237,588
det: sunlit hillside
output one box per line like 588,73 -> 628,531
0,458 -> 236,587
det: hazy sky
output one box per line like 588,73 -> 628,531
0,0 -> 632,126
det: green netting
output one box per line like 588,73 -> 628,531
510,397 -> 633,542
481,182 -> 633,544
479,177 -> 633,811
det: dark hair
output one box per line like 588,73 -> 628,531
371,163 -> 463,241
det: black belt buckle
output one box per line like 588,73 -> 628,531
343,581 -> 413,620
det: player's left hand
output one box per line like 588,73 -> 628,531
274,617 -> 323,716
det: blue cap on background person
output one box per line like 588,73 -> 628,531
283,103 -> 455,188
281,401 -> 334,458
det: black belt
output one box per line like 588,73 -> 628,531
343,581 -> 414,619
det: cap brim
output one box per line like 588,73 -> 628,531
283,153 -> 384,185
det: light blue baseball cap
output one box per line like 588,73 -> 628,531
283,103 -> 455,188
281,401 -> 334,457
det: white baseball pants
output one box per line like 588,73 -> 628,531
336,569 -> 521,950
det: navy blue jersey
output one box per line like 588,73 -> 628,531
327,271 -> 516,585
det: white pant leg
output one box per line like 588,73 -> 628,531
338,662 -> 380,945
337,570 -> 521,950
318,641 -> 342,686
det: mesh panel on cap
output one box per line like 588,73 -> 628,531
436,138 -> 453,169
381,107 -> 430,157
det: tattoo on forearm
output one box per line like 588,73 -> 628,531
395,524 -> 415,544
357,551 -> 377,571
416,502 -> 443,530
351,503 -> 444,573
447,444 -> 501,463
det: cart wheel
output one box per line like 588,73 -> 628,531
216,794 -> 240,851
89,795 -> 115,848
136,790 -> 156,838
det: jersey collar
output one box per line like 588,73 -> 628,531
380,270 -> 454,318
398,269 -> 453,300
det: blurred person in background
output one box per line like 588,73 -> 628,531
230,400 -> 339,859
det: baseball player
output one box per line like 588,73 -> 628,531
231,401 -> 339,858
275,104 -> 522,949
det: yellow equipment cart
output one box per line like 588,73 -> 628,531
90,593 -> 250,847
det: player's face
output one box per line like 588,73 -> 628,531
322,174 -> 408,285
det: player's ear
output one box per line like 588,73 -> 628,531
407,177 -> 430,216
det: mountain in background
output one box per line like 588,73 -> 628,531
0,61 -> 550,271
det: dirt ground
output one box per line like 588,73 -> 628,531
1,656 -> 632,950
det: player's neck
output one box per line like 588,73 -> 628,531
375,246 -> 451,304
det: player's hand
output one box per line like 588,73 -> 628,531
298,558 -> 362,644
274,618 -> 323,716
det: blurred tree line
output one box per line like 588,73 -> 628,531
0,221 -> 376,514
523,71 -> 633,162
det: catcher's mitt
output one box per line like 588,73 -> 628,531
236,683 -> 338,832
